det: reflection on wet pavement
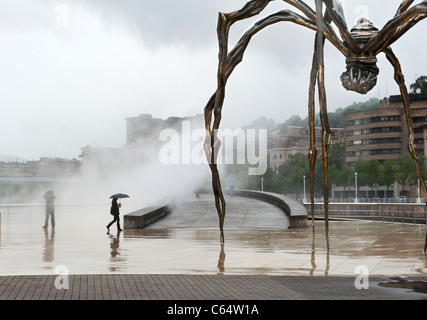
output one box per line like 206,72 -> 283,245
0,203 -> 427,277
43,228 -> 55,263
107,230 -> 126,272
378,277 -> 427,294
217,243 -> 225,273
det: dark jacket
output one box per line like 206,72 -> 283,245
110,199 -> 120,216
44,190 -> 56,213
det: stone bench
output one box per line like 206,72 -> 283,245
124,203 -> 170,229
229,190 -> 308,228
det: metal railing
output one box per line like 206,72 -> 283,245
302,197 -> 424,204
302,201 -> 427,225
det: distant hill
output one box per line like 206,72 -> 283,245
244,97 -> 379,131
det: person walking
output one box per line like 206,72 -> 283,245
107,198 -> 122,232
228,177 -> 235,197
43,190 -> 56,229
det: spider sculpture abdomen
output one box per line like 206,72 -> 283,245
340,18 -> 379,94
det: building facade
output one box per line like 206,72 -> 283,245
269,126 -> 345,172
125,113 -> 204,146
0,157 -> 81,177
345,93 -> 427,164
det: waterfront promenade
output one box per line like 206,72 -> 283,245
1,194 -> 427,301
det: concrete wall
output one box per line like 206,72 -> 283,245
124,203 -> 170,229
124,190 -> 309,229
230,190 -> 308,228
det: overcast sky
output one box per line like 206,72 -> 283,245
0,0 -> 426,160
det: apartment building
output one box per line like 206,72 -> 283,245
345,93 -> 427,164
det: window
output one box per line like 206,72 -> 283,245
370,149 -> 401,155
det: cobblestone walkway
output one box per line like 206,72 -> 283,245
1,274 -> 426,300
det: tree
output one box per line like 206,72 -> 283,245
410,75 -> 427,93
379,158 -> 395,198
408,154 -> 427,185
277,153 -> 308,194
328,141 -> 346,170
261,166 -> 281,193
284,115 -> 304,127
354,158 -> 380,197
334,164 -> 355,193
395,152 -> 415,192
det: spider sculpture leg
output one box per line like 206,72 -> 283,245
205,0 -> 337,243
204,93 -> 226,243
204,0 -> 272,243
307,44 -> 318,233
205,0 -> 345,245
395,0 -> 415,16
384,48 -> 427,252
315,0 -> 331,250
308,6 -> 333,236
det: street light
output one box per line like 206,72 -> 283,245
355,172 -> 358,203
303,175 -> 306,203
418,179 -> 421,203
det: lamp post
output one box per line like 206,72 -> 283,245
418,179 -> 421,203
355,172 -> 358,203
303,175 -> 306,203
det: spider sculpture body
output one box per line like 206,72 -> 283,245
203,0 -> 427,250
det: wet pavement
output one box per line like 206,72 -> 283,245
1,194 -> 427,300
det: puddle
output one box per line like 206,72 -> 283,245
378,277 -> 427,294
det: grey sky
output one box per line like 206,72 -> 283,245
0,0 -> 426,160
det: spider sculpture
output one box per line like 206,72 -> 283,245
203,0 -> 427,250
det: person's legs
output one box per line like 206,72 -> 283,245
107,215 -> 118,231
116,215 -> 122,231
43,212 -> 49,228
50,212 -> 55,228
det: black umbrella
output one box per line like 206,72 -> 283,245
110,193 -> 130,199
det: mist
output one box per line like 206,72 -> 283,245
0,1 -> 426,206
46,146 -> 212,210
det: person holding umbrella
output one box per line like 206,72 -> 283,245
106,193 -> 128,232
